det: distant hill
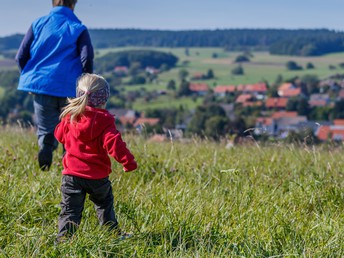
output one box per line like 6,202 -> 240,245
2,29 -> 344,56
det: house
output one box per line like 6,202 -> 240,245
265,97 -> 288,109
189,83 -> 209,95
109,109 -> 138,130
191,72 -> 204,80
243,83 -> 268,99
337,89 -> 344,100
278,83 -> 301,97
214,85 -> 236,97
114,66 -> 129,76
316,122 -> 344,141
145,66 -> 160,75
235,94 -> 253,104
255,111 -> 307,137
134,117 -> 160,128
308,94 -> 330,107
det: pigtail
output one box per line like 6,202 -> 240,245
60,93 -> 88,123
59,73 -> 109,123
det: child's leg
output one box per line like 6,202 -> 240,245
88,177 -> 119,231
57,175 -> 86,239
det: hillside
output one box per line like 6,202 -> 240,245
0,127 -> 343,256
2,29 -> 344,56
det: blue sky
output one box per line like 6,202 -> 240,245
0,0 -> 343,36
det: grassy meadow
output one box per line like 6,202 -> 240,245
94,48 -> 344,111
0,127 -> 343,257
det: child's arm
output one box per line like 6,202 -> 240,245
54,120 -> 66,144
102,126 -> 137,172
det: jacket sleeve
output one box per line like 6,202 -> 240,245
15,25 -> 34,71
77,29 -> 94,73
54,121 -> 66,144
102,125 -> 137,172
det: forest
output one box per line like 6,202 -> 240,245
1,29 -> 344,56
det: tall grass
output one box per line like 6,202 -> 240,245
0,127 -> 343,257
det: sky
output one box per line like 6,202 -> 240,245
0,0 -> 343,37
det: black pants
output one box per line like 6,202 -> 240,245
57,175 -> 119,239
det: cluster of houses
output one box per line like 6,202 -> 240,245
202,81 -> 343,141
110,72 -> 344,142
186,81 -> 344,141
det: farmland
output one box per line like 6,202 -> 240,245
0,127 -> 343,257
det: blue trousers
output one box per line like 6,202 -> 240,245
33,94 -> 67,169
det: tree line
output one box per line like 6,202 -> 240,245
2,29 -> 344,56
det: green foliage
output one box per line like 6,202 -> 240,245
231,65 -> 244,75
269,34 -> 344,56
286,61 -> 303,71
95,50 -> 178,73
234,55 -> 250,63
177,80 -> 191,97
306,62 -> 315,69
1,128 -> 344,256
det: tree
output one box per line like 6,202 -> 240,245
234,55 -> 250,63
231,65 -> 244,75
205,116 -> 229,140
177,80 -> 191,97
178,69 -> 189,81
206,69 -> 215,79
306,62 -> 315,69
286,61 -> 303,70
167,79 -> 176,91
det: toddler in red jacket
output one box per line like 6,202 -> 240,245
54,73 -> 137,242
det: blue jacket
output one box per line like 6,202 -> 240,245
16,7 -> 94,97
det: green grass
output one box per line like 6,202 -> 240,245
98,47 -> 344,87
0,127 -> 343,257
132,95 -> 203,111
0,87 -> 5,99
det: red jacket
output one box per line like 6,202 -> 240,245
55,106 -> 137,179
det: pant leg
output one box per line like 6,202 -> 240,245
87,177 -> 119,230
33,94 -> 67,170
58,175 -> 86,239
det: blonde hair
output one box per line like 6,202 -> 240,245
60,73 -> 109,123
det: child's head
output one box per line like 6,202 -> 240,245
76,73 -> 110,108
60,73 -> 110,122
52,0 -> 77,9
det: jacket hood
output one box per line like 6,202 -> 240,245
67,106 -> 115,142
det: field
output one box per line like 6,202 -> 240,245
95,48 -> 344,111
97,47 -> 344,86
0,127 -> 343,257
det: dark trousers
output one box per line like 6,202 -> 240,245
33,94 -> 67,169
57,175 -> 119,239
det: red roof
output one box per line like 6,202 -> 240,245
339,89 -> 344,99
214,85 -> 236,93
134,118 -> 160,127
244,83 -> 267,92
242,101 -> 262,107
316,126 -> 330,140
265,98 -> 288,108
114,66 -> 128,72
236,94 -> 253,103
256,117 -> 273,126
334,119 -> 344,126
189,83 -> 209,92
278,83 -> 294,91
119,116 -> 136,125
271,111 -> 298,119
281,88 -> 301,97
316,125 -> 344,141
309,100 -> 327,107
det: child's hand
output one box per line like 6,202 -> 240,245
123,160 -> 137,172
